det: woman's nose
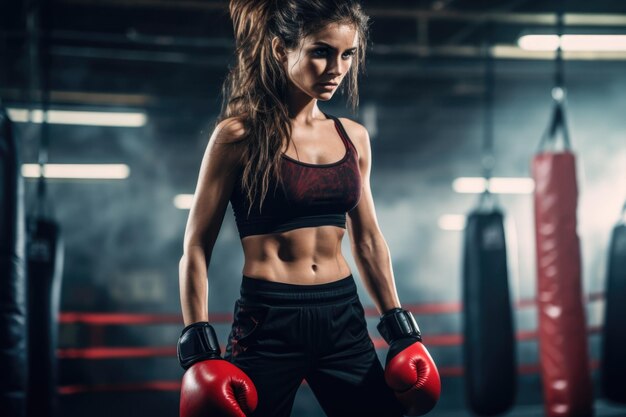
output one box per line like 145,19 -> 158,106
326,55 -> 347,76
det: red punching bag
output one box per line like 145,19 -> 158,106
532,8 -> 593,414
532,96 -> 593,416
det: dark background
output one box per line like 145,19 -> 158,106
1,1 -> 626,416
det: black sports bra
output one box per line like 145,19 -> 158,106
229,113 -> 362,239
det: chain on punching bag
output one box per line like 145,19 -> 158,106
532,6 -> 593,417
462,23 -> 516,416
0,105 -> 28,417
601,204 -> 626,404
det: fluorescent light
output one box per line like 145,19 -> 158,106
453,177 -> 535,194
7,108 -> 147,127
518,34 -> 626,51
518,35 -> 560,51
174,194 -> 194,210
564,35 -> 626,51
22,164 -> 130,179
453,177 -> 488,194
438,214 -> 466,231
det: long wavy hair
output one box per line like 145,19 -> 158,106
217,0 -> 369,216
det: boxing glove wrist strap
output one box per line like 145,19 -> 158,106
377,308 -> 422,344
177,322 -> 222,370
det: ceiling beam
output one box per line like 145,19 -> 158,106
57,0 -> 626,27
1,88 -> 154,106
367,9 -> 626,26
59,0 -> 227,11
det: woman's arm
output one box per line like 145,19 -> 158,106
343,119 -> 401,314
179,118 -> 246,325
344,122 -> 441,414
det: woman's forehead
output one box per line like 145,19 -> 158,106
304,23 -> 359,48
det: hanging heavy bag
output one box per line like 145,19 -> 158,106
532,96 -> 593,417
463,203 -> 516,416
26,216 -> 63,417
601,206 -> 626,404
462,26 -> 516,415
0,106 -> 28,417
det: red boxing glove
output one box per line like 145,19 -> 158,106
378,308 -> 441,416
180,359 -> 258,417
177,322 -> 258,417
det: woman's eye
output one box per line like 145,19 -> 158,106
312,48 -> 328,57
311,49 -> 355,59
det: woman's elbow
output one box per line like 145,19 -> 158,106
179,246 -> 208,279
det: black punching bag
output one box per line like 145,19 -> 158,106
463,208 -> 516,415
0,106 -> 28,416
601,209 -> 626,404
26,216 -> 63,417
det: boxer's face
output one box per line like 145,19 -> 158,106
276,23 -> 359,101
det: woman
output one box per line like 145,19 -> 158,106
176,1 -> 440,416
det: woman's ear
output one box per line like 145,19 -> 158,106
271,37 -> 287,62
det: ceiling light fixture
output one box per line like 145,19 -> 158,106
452,177 -> 535,194
22,164 -> 130,179
438,214 -> 466,231
8,108 -> 147,127
518,34 -> 626,52
173,194 -> 194,210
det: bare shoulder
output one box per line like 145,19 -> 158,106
212,116 -> 248,145
337,117 -> 370,159
200,116 -> 249,174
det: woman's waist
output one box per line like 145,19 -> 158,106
238,272 -> 357,307
241,256 -> 351,285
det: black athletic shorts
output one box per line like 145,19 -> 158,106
224,274 -> 405,417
